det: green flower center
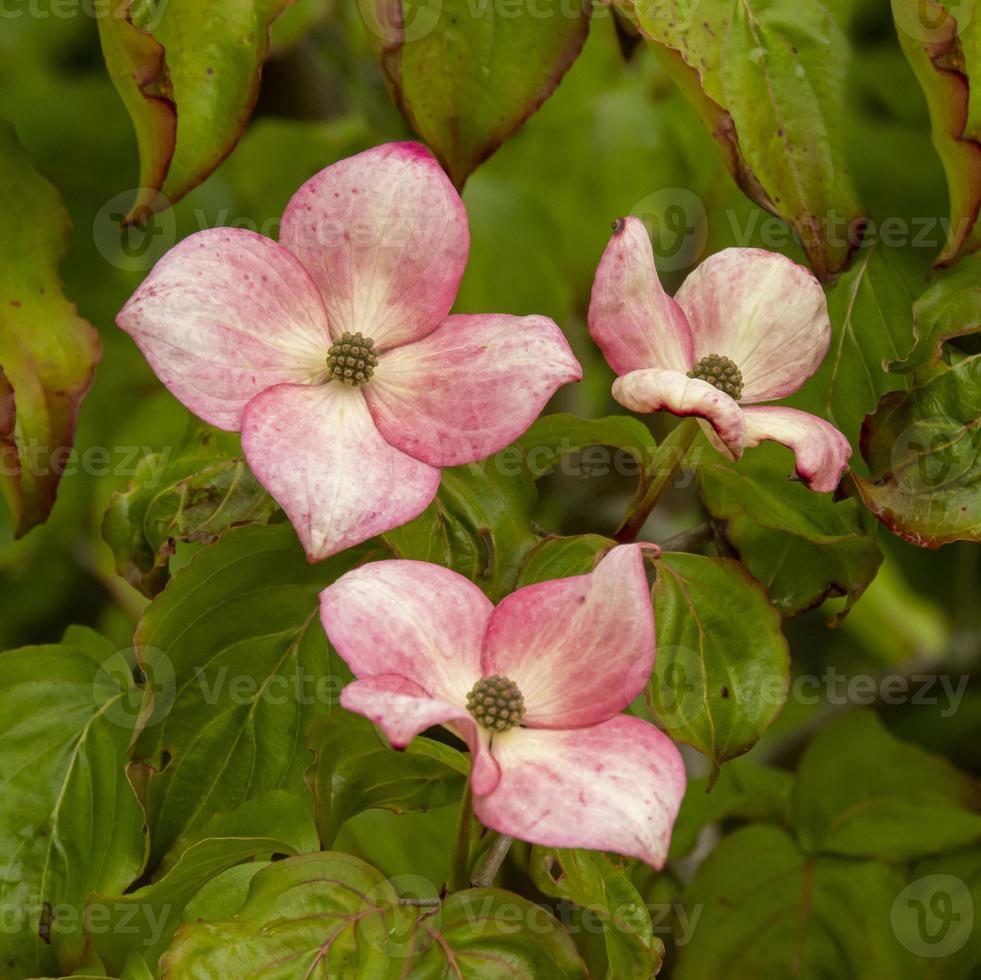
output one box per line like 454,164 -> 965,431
327,332 -> 379,386
687,353 -> 743,400
466,675 -> 525,733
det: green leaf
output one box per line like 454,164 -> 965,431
648,553 -> 789,764
675,825 -> 918,979
87,835 -> 302,976
669,760 -> 793,859
130,523 -> 384,866
376,0 -> 590,186
855,355 -> 981,547
306,710 -> 466,847
530,848 -> 664,979
891,252 -> 981,373
383,452 -> 539,602
517,534 -> 615,586
160,852 -> 587,977
794,244 -> 915,452
100,0 -> 290,217
0,120 -> 100,536
102,421 -> 277,597
625,0 -> 863,278
94,0 -> 176,220
0,627 -> 144,979
791,710 -> 981,861
892,0 -> 981,266
698,446 -> 882,616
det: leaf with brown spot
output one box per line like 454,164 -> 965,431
892,0 -> 981,266
374,0 -> 591,187
0,121 -> 101,537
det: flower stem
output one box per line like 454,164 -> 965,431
470,833 -> 514,888
615,417 -> 700,544
451,779 -> 474,892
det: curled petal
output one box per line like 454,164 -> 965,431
241,383 -> 440,561
474,716 -> 686,868
482,545 -> 655,728
675,248 -> 830,403
742,406 -> 851,492
588,216 -> 694,375
341,676 -> 499,794
365,314 -> 582,467
117,228 -> 331,430
613,368 -> 746,456
320,559 -> 491,704
279,142 -> 469,350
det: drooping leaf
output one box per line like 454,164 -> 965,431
94,0 -> 176,219
306,710 -> 467,847
87,834 -> 302,976
675,825 -> 918,979
892,0 -> 981,266
383,452 -> 539,602
794,243 -> 915,452
0,120 -> 100,536
855,355 -> 981,546
102,420 -> 277,597
160,852 -> 587,977
130,523 -> 383,866
622,0 -> 864,278
0,627 -> 144,979
791,710 -> 981,861
530,847 -> 664,979
99,0 -> 291,218
698,446 -> 882,616
890,251 -> 981,373
648,553 -> 790,764
375,0 -> 590,186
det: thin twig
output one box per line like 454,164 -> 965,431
469,834 -> 514,888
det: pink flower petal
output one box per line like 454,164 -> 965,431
117,228 -> 331,430
341,676 -> 500,794
482,545 -> 655,728
241,383 -> 440,561
279,142 -> 469,350
742,406 -> 852,492
612,368 -> 747,456
364,314 -> 582,467
320,559 -> 492,704
674,248 -> 831,403
474,716 -> 686,868
588,216 -> 694,375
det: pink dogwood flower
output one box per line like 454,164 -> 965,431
319,544 -> 686,868
118,142 -> 582,560
589,217 -> 850,492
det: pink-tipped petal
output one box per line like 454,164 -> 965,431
117,228 -> 332,430
588,216 -> 694,375
613,368 -> 746,456
742,406 -> 852,492
241,383 -> 440,561
482,545 -> 655,728
675,248 -> 831,403
474,716 -> 686,868
341,676 -> 500,794
364,314 -> 582,467
279,142 -> 469,350
320,559 -> 492,704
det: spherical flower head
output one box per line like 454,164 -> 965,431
320,544 -> 687,869
587,216 -> 851,493
116,142 -> 582,561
